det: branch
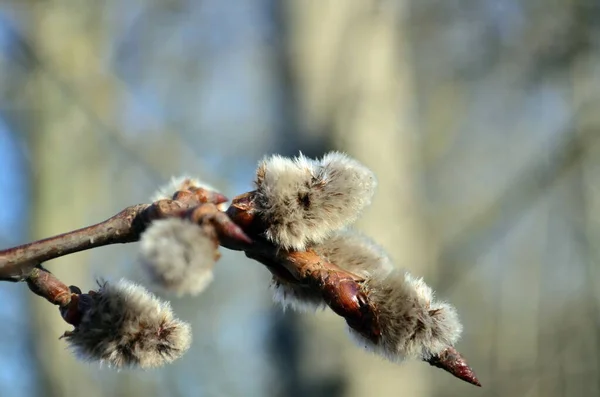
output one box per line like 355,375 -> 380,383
0,193 -> 214,281
26,265 -> 72,307
0,204 -> 148,281
226,193 -> 481,387
243,244 -> 480,386
0,187 -> 481,387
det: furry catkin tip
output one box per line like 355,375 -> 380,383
62,279 -> 192,369
140,218 -> 218,297
254,152 -> 377,250
348,270 -> 462,362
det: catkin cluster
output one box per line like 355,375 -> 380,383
254,152 -> 463,362
63,279 -> 192,369
64,177 -> 219,368
140,177 -> 222,296
65,152 -> 462,369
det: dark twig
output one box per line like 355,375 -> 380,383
0,204 -> 149,281
0,194 -> 218,281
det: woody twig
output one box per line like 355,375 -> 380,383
0,154 -> 482,386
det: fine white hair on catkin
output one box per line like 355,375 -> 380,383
348,270 -> 462,362
63,279 -> 192,369
151,175 -> 217,202
270,278 -> 326,312
139,218 -> 217,297
312,229 -> 394,279
269,230 -> 393,312
254,152 -> 377,250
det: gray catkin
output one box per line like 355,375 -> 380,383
63,279 -> 192,369
254,152 -> 377,250
139,218 -> 217,297
348,270 -> 462,361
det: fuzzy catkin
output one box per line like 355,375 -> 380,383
63,279 -> 192,369
270,229 -> 393,311
313,229 -> 394,279
139,218 -> 217,296
348,270 -> 462,362
254,152 -> 376,250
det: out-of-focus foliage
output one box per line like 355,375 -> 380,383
0,1 -> 599,396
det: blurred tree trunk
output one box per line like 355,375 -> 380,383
567,47 -> 600,397
279,1 -> 434,396
22,2 -> 157,396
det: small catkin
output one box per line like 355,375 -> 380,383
253,152 -> 377,250
270,229 -> 394,311
348,270 -> 462,362
139,218 -> 218,296
63,279 -> 192,369
151,175 -> 217,202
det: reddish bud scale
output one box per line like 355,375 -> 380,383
172,188 -> 228,207
283,250 -> 381,342
171,190 -> 199,204
60,294 -> 83,326
186,204 -> 253,247
226,193 -> 255,230
188,187 -> 228,205
60,289 -> 97,327
319,275 -> 381,343
226,192 -> 269,240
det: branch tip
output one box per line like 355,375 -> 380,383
426,346 -> 481,387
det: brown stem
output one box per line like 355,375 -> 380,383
0,199 -> 204,281
0,189 -> 481,387
0,204 -> 147,281
0,183 -> 231,281
26,266 -> 72,307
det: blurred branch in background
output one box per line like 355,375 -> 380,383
437,125 -> 597,292
21,2 -> 163,396
407,1 -> 600,396
4,16 -> 172,184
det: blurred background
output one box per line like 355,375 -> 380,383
0,0 -> 599,396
